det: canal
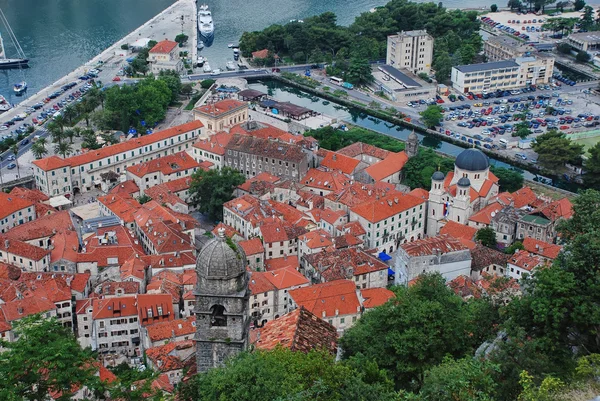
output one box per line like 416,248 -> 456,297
248,79 -> 580,191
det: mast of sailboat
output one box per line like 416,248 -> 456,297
0,7 -> 26,60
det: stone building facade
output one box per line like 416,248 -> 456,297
195,228 -> 250,372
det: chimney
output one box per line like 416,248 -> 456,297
18,307 -> 23,314
4,240 -> 8,248
332,154 -> 337,161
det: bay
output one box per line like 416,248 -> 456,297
0,0 -> 494,103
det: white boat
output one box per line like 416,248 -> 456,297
197,55 -> 205,66
0,9 -> 28,69
13,81 -> 26,95
197,40 -> 204,50
203,62 -> 211,73
0,95 -> 11,112
226,61 -> 236,71
197,4 -> 214,39
227,43 -> 234,48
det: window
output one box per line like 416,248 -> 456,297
210,305 -> 227,327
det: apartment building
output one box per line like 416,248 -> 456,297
566,32 -> 600,52
225,134 -> 311,181
249,267 -> 309,327
32,121 -> 204,197
126,151 -> 201,193
483,35 -> 535,61
386,30 -> 434,75
451,56 -> 554,94
192,99 -> 248,132
192,132 -> 231,169
259,220 -> 306,260
349,193 -> 426,254
0,237 -> 51,272
0,193 -> 36,234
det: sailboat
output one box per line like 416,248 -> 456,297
0,7 -> 28,69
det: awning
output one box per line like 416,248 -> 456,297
387,267 -> 395,276
378,252 -> 392,262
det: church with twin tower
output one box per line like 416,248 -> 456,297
195,228 -> 250,372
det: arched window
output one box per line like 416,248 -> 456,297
210,305 -> 227,327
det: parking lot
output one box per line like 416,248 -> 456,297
407,81 -> 600,163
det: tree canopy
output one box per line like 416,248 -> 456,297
476,227 -> 497,248
189,167 -> 246,221
531,129 -> 584,170
304,126 -> 405,153
583,142 -> 600,189
490,166 -> 524,193
401,148 -> 454,189
420,105 -> 443,128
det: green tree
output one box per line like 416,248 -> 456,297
178,348 -> 396,401
576,50 -> 591,63
512,122 -> 531,139
137,194 -> 152,204
61,105 -> 77,125
505,241 -> 524,254
347,57 -> 374,85
557,43 -> 572,54
54,141 -> 73,158
581,5 -> 595,29
420,105 -> 443,128
339,274 -> 499,389
131,58 -> 149,75
401,148 -> 454,189
81,129 -> 101,150
107,362 -> 161,401
189,167 -> 246,221
63,128 -> 76,144
490,166 -> 524,192
491,3 -> 499,11
517,371 -> 563,401
0,315 -> 102,401
175,33 -> 189,45
200,79 -> 216,89
574,0 -> 586,11
158,69 -> 182,103
433,50 -> 452,82
418,357 -> 499,401
531,129 -> 584,170
31,141 -> 48,159
181,83 -> 194,97
583,142 -> 600,189
508,0 -> 523,10
476,227 -> 497,248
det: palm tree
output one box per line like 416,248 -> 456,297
62,105 -> 77,125
47,122 -> 65,144
64,128 -> 76,144
31,142 -> 48,159
54,142 -> 73,158
10,144 -> 19,178
52,115 -> 66,133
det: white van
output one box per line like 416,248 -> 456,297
499,138 -> 508,148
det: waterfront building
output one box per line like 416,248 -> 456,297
32,121 -> 203,197
148,40 -> 183,75
451,56 -> 554,94
195,228 -> 250,372
386,30 -> 433,75
427,148 -> 499,236
192,99 -> 248,133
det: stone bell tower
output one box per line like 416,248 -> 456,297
195,228 -> 249,372
406,130 -> 419,158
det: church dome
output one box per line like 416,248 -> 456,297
457,176 -> 471,187
432,171 -> 445,181
455,148 -> 489,171
197,228 -> 246,279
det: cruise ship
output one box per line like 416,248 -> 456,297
197,4 -> 214,41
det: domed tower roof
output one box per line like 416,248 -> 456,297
408,130 -> 418,140
455,148 -> 489,171
196,228 -> 246,279
457,176 -> 471,187
432,171 -> 445,181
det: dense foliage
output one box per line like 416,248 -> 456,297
339,275 -> 499,390
420,105 -> 443,128
531,129 -> 584,170
239,0 -> 481,82
92,76 -> 178,133
189,167 -> 246,221
490,166 -> 524,193
178,348 -> 397,401
304,126 -> 405,152
401,148 -> 454,189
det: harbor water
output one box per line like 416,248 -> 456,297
3,0 -> 499,103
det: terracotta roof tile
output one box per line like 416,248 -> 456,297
238,238 -> 264,256
337,142 -> 390,160
361,287 -> 395,308
263,266 -> 309,290
193,131 -> 231,156
249,271 -> 276,294
32,155 -> 70,171
400,234 -> 468,257
253,307 -> 337,353
146,317 -> 196,342
226,134 -> 306,163
1,295 -> 56,321
320,152 -> 360,175
145,340 -> 195,372
538,197 -> 573,221
0,236 -> 50,260
126,151 -> 199,178
511,186 -> 538,209
364,152 -> 408,181
468,202 -> 502,225
409,188 -> 429,200
440,221 -> 477,242
509,250 -> 542,271
470,244 -> 509,271
289,280 -> 361,319
194,99 -> 247,117
149,40 -> 178,54
350,193 -> 424,223
299,229 -> 333,249
302,168 -> 351,192
264,255 -> 299,271
4,211 -> 73,242
304,248 -> 387,282
109,180 -> 140,197
522,237 -> 562,260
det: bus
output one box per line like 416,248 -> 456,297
329,76 -> 343,86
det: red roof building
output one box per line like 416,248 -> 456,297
149,40 -> 178,54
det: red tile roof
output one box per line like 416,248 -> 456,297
439,221 -> 477,242
361,287 -> 395,308
409,188 -> 429,200
120,254 -> 147,281
149,40 -> 178,54
98,194 -> 141,224
337,142 -> 390,160
4,211 -> 73,241
50,230 -> 80,263
289,280 -> 361,319
468,202 -> 502,225
522,237 -> 562,260
511,186 -> 538,208
338,221 -> 366,237
264,255 -> 299,271
146,317 -> 196,342
400,234 -> 468,257
194,99 -> 247,117
304,248 -> 387,282
263,266 -> 309,290
146,340 -> 195,372
9,187 -> 49,203
299,229 -> 333,249
211,222 -> 241,239
321,152 -> 360,175
253,307 -> 337,353
32,155 -> 70,171
302,168 -> 351,193
236,172 -> 280,194
238,238 -> 264,256
193,131 -> 231,155
350,193 -> 424,223
109,180 -> 140,197
260,220 -> 307,244
252,49 -> 278,59
364,152 -> 408,181
0,236 -> 50,260
0,192 -> 34,221
126,152 -> 199,178
230,122 -> 288,140
1,295 -> 56,322
249,271 -> 276,294
538,198 -> 573,221
508,250 -> 542,271
33,121 -> 203,171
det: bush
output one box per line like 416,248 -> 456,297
491,3 -> 498,11
557,43 -> 572,54
120,44 -> 129,50
200,79 -> 216,89
576,50 -> 591,63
